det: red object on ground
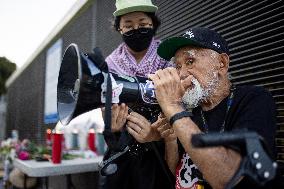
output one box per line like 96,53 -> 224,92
52,133 -> 62,164
88,131 -> 96,152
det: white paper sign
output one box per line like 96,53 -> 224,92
44,39 -> 62,124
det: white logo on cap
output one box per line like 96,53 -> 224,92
213,42 -> 220,48
184,31 -> 194,38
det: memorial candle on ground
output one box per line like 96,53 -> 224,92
88,129 -> 96,152
52,131 -> 63,164
72,129 -> 79,149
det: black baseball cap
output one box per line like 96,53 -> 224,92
157,27 -> 229,61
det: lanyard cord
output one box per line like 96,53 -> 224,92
200,85 -> 236,133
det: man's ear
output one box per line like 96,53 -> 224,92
219,53 -> 230,74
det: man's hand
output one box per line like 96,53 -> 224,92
101,103 -> 128,132
126,112 -> 161,143
152,114 -> 177,142
149,67 -> 188,117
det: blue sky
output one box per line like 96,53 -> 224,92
0,0 -> 77,68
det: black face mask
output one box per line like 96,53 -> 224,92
122,28 -> 154,52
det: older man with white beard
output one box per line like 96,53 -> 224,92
149,27 -> 277,189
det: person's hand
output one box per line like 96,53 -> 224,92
152,113 -> 177,142
126,112 -> 161,143
101,103 -> 128,132
148,67 -> 193,117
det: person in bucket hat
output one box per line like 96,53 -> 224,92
149,27 -> 277,188
101,1 -> 174,189
107,0 -> 163,62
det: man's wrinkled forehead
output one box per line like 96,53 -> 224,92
174,46 -> 218,59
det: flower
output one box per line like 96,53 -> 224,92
0,138 -> 17,162
18,151 -> 29,160
0,138 -> 36,161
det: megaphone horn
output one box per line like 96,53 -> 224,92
57,43 -> 158,125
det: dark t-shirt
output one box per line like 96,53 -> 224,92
177,85 -> 278,188
102,141 -> 174,189
193,85 -> 276,152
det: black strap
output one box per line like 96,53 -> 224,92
102,73 -> 134,152
103,73 -> 117,149
104,73 -> 112,130
169,111 -> 193,126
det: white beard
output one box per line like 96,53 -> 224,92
182,73 -> 218,110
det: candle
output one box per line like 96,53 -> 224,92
64,131 -> 72,150
88,129 -> 96,152
96,133 -> 106,155
52,132 -> 63,164
72,129 -> 79,149
78,131 -> 87,151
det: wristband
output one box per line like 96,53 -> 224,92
169,111 -> 193,126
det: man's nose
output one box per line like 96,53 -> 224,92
178,67 -> 189,80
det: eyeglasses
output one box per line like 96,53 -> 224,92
120,23 -> 153,36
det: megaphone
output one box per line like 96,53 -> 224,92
57,43 -> 159,125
